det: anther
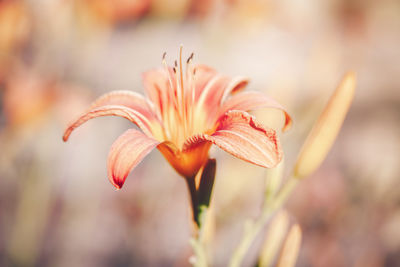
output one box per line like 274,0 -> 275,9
186,53 -> 194,64
162,52 -> 167,61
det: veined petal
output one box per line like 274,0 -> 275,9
108,129 -> 160,189
195,75 -> 249,119
183,110 -> 282,168
63,105 -> 162,141
220,76 -> 249,102
195,75 -> 230,108
142,68 -> 176,118
219,91 -> 292,131
192,64 -> 218,100
88,90 -> 156,119
193,64 -> 248,102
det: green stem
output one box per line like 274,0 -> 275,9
190,205 -> 210,267
189,159 -> 216,267
185,176 -> 200,227
229,177 -> 299,267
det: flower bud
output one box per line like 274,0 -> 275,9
276,224 -> 302,267
259,210 -> 290,267
294,72 -> 356,178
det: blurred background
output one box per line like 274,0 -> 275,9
0,0 -> 399,266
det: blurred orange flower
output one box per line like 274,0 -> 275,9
2,69 -> 56,128
63,48 -> 291,189
0,0 -> 30,64
75,0 -> 150,25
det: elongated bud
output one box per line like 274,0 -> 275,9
259,210 -> 290,267
294,72 -> 356,178
276,224 -> 302,267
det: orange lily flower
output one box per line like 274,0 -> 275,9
63,48 -> 291,189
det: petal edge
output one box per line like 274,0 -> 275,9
184,110 -> 282,168
108,129 -> 160,189
219,91 -> 292,132
63,105 -> 160,141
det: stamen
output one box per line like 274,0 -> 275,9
162,53 -> 174,90
185,52 -> 196,136
179,47 -> 185,99
161,52 -> 176,142
179,45 -> 187,140
161,53 -> 174,92
160,47 -> 205,147
187,52 -> 194,64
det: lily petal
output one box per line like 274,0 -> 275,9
219,91 -> 292,131
63,105 -> 161,141
108,129 -> 160,189
158,141 -> 211,178
192,64 -> 218,100
195,75 -> 230,108
88,90 -> 156,118
183,110 -> 282,168
142,68 -> 176,118
195,75 -> 249,120
220,76 -> 249,102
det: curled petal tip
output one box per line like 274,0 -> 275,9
219,90 -> 292,133
112,178 -> 123,190
109,172 -> 127,190
61,91 -> 160,144
282,118 -> 293,132
107,129 -> 159,189
62,131 -> 70,142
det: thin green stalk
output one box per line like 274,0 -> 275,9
189,159 -> 216,267
185,176 -> 200,227
229,177 -> 299,267
185,176 -> 208,267
190,210 -> 209,267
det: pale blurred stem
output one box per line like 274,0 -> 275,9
184,176 -> 207,267
229,177 -> 299,267
190,209 -> 209,267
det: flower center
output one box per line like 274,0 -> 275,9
160,46 -> 210,149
